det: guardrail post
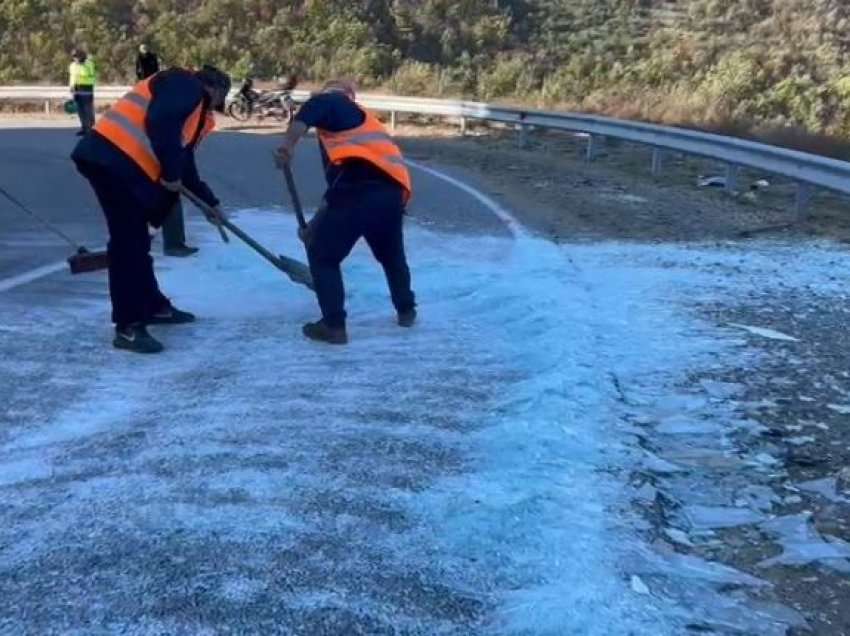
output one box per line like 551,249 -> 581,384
724,164 -> 739,192
517,124 -> 529,149
389,110 -> 397,132
459,116 -> 467,136
795,182 -> 812,222
44,99 -> 50,115
651,148 -> 663,176
586,134 -> 604,161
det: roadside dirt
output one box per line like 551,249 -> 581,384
396,123 -> 850,244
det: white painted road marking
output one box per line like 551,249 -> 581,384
405,159 -> 525,238
0,260 -> 68,293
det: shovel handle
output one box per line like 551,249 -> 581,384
179,186 -> 296,275
281,163 -> 308,230
180,187 -> 229,243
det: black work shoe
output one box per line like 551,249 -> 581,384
302,320 -> 348,345
164,245 -> 199,257
75,130 -> 86,137
113,323 -> 163,354
149,305 -> 196,325
398,309 -> 417,328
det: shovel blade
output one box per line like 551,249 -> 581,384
278,254 -> 314,291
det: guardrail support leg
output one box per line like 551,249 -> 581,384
44,100 -> 50,115
795,182 -> 812,222
517,124 -> 529,149
460,116 -> 467,136
725,164 -> 739,193
651,148 -> 663,176
389,110 -> 397,132
586,135 -> 603,161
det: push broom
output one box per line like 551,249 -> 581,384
0,182 -> 108,274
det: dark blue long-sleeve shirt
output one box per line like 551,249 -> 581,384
71,69 -> 219,226
294,91 -> 396,192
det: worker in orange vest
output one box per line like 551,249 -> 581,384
71,66 -> 231,354
275,80 -> 416,345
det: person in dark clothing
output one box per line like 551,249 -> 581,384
136,44 -> 159,80
161,198 -> 197,257
134,45 -> 196,257
275,80 -> 416,345
69,48 -> 96,135
72,66 -> 231,354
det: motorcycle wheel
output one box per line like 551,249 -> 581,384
271,99 -> 290,123
227,100 -> 251,122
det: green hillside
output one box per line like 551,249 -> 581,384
3,1 -> 849,140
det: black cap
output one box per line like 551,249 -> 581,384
197,65 -> 231,93
196,65 -> 231,113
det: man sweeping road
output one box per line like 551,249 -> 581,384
275,80 -> 417,345
71,66 -> 231,354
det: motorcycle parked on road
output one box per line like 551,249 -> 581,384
226,77 -> 297,124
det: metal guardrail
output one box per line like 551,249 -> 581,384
2,85 -> 847,215
0,85 -> 129,99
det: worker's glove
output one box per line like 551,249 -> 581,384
298,213 -> 321,246
160,179 -> 182,193
274,144 -> 295,169
298,201 -> 326,246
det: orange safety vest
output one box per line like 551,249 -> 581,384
317,108 -> 412,202
93,75 -> 215,182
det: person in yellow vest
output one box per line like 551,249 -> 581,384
71,66 -> 231,354
275,79 -> 416,345
69,48 -> 97,135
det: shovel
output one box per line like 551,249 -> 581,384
280,162 -> 308,231
179,187 -> 314,290
279,162 -> 320,288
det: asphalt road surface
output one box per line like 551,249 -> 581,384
2,122 -> 847,635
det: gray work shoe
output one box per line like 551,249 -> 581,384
302,320 -> 348,345
164,245 -> 199,257
149,305 -> 196,325
397,309 -> 417,328
113,323 -> 163,354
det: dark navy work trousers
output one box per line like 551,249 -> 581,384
161,199 -> 187,250
79,164 -> 170,327
73,91 -> 95,132
306,182 -> 415,328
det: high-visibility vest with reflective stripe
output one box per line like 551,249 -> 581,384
69,59 -> 97,88
317,108 -> 412,201
93,75 -> 215,182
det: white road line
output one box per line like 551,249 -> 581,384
405,159 -> 526,239
0,260 -> 68,293
0,119 -> 77,129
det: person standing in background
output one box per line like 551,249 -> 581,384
69,48 -> 96,136
136,44 -> 159,80
135,44 -> 197,257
